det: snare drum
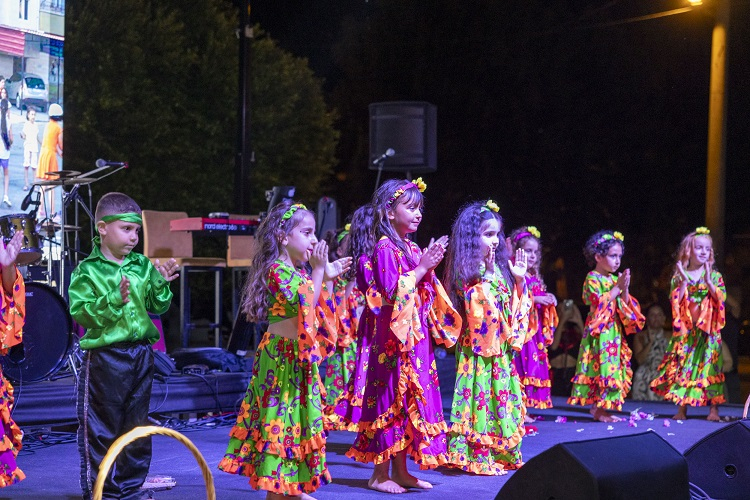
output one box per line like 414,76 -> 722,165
0,282 -> 73,382
0,213 -> 42,265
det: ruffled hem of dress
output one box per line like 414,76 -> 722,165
322,412 -> 360,432
227,426 -> 327,460
570,372 -> 632,395
566,396 -> 623,411
355,356 -> 448,438
0,468 -> 25,488
449,422 -> 525,452
524,398 -> 553,409
519,376 -> 551,388
442,457 -> 509,476
345,432 -> 450,470
218,457 -> 331,494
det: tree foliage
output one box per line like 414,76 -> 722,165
65,1 -> 338,221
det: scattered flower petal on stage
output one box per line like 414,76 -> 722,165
576,428 -> 584,432
628,418 -> 637,427
555,416 -> 567,423
606,425 -> 614,431
668,433 -> 675,436
676,420 -> 684,424
663,419 -> 671,427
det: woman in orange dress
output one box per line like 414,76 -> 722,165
36,103 -> 63,217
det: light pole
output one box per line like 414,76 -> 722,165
704,0 -> 729,262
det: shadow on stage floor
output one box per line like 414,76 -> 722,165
6,355 -> 749,499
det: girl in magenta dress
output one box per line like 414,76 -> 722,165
443,200 -> 532,475
219,202 -> 351,499
326,204 -> 379,431
347,178 -> 460,494
0,232 -> 26,488
508,226 -> 558,414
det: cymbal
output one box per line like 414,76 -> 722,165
34,177 -> 96,186
38,222 -> 82,233
47,170 -> 82,179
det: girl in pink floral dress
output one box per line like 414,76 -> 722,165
443,200 -> 532,475
508,226 -> 558,415
347,178 -> 460,494
219,202 -> 351,499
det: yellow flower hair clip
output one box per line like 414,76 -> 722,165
613,231 -> 624,242
527,226 -> 541,238
345,223 -> 351,231
695,226 -> 710,235
414,177 -> 427,192
484,199 -> 499,212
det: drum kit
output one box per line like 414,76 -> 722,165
0,164 -> 121,383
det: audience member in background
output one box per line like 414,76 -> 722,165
630,304 -> 669,401
20,107 -> 40,191
1,98 -> 12,207
36,103 -> 63,218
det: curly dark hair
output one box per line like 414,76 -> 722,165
443,201 -> 514,319
583,230 -> 625,268
239,201 -> 314,322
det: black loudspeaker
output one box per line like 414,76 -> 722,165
369,101 -> 437,173
496,432 -> 689,500
684,420 -> 750,500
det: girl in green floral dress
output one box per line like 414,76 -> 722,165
651,227 -> 726,421
567,230 -> 645,423
219,201 -> 351,499
443,200 -> 532,475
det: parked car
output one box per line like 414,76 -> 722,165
6,72 -> 48,112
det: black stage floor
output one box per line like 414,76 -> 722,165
5,354 -> 749,499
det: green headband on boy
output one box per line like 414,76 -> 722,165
100,212 -> 143,225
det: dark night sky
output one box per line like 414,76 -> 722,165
247,1 -> 750,304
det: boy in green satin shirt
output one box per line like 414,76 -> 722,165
69,192 -> 178,500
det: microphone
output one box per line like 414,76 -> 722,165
372,148 -> 395,165
21,185 -> 37,211
95,158 -> 129,168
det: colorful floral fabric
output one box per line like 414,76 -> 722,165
447,265 -> 532,475
650,270 -> 726,406
1,270 -> 26,487
568,271 -> 645,411
326,255 -> 380,431
322,276 -> 363,428
513,274 -> 558,409
219,260 -> 338,494
347,237 -> 459,468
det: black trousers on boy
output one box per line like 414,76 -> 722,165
77,342 -> 154,500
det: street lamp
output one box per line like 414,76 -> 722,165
704,0 -> 729,262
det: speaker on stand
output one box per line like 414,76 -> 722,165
369,101 -> 437,189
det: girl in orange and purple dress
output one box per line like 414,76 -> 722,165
325,204 -> 379,431
347,178 -> 460,494
508,226 -> 558,416
443,200 -> 532,475
651,227 -> 726,421
0,231 -> 26,488
219,201 -> 351,500
568,230 -> 645,423
321,223 -> 362,424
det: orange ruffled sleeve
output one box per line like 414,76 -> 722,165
583,273 -> 644,337
390,270 -> 425,352
297,280 -> 339,364
534,302 -> 559,347
1,268 -> 25,352
420,273 -> 461,348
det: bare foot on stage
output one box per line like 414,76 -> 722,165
590,407 -> 621,423
524,414 -> 536,423
673,405 -> 687,421
707,405 -> 720,422
391,470 -> 433,490
369,475 -> 407,494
